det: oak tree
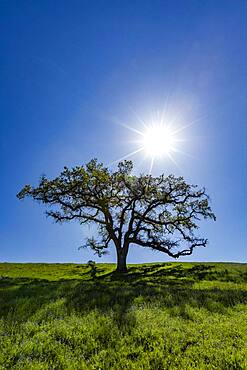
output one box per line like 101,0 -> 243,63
17,159 -> 215,272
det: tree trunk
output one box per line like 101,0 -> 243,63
116,248 -> 128,273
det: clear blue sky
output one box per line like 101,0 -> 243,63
1,1 -> 246,263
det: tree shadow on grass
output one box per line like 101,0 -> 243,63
124,263 -> 247,283
0,263 -> 246,327
0,277 -> 77,321
67,263 -> 247,326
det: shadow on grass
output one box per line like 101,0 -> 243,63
0,264 -> 246,325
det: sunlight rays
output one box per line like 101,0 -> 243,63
111,107 -> 196,173
108,147 -> 144,166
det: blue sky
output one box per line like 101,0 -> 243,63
1,1 -> 246,263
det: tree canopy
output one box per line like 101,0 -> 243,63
17,159 -> 216,272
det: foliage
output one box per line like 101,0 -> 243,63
17,160 -> 215,271
0,262 -> 246,369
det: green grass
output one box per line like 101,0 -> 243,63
0,262 -> 246,369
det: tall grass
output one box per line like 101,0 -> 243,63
0,262 -> 246,369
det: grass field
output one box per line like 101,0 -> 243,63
0,262 -> 246,369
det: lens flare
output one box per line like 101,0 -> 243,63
110,108 -> 193,173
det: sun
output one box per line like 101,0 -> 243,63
141,125 -> 175,158
111,109 -> 191,172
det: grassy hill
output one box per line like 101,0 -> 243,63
0,262 -> 246,369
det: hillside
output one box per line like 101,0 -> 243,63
0,262 -> 246,369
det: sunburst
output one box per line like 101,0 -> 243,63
111,109 -> 192,173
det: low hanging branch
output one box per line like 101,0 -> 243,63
17,159 -> 216,272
